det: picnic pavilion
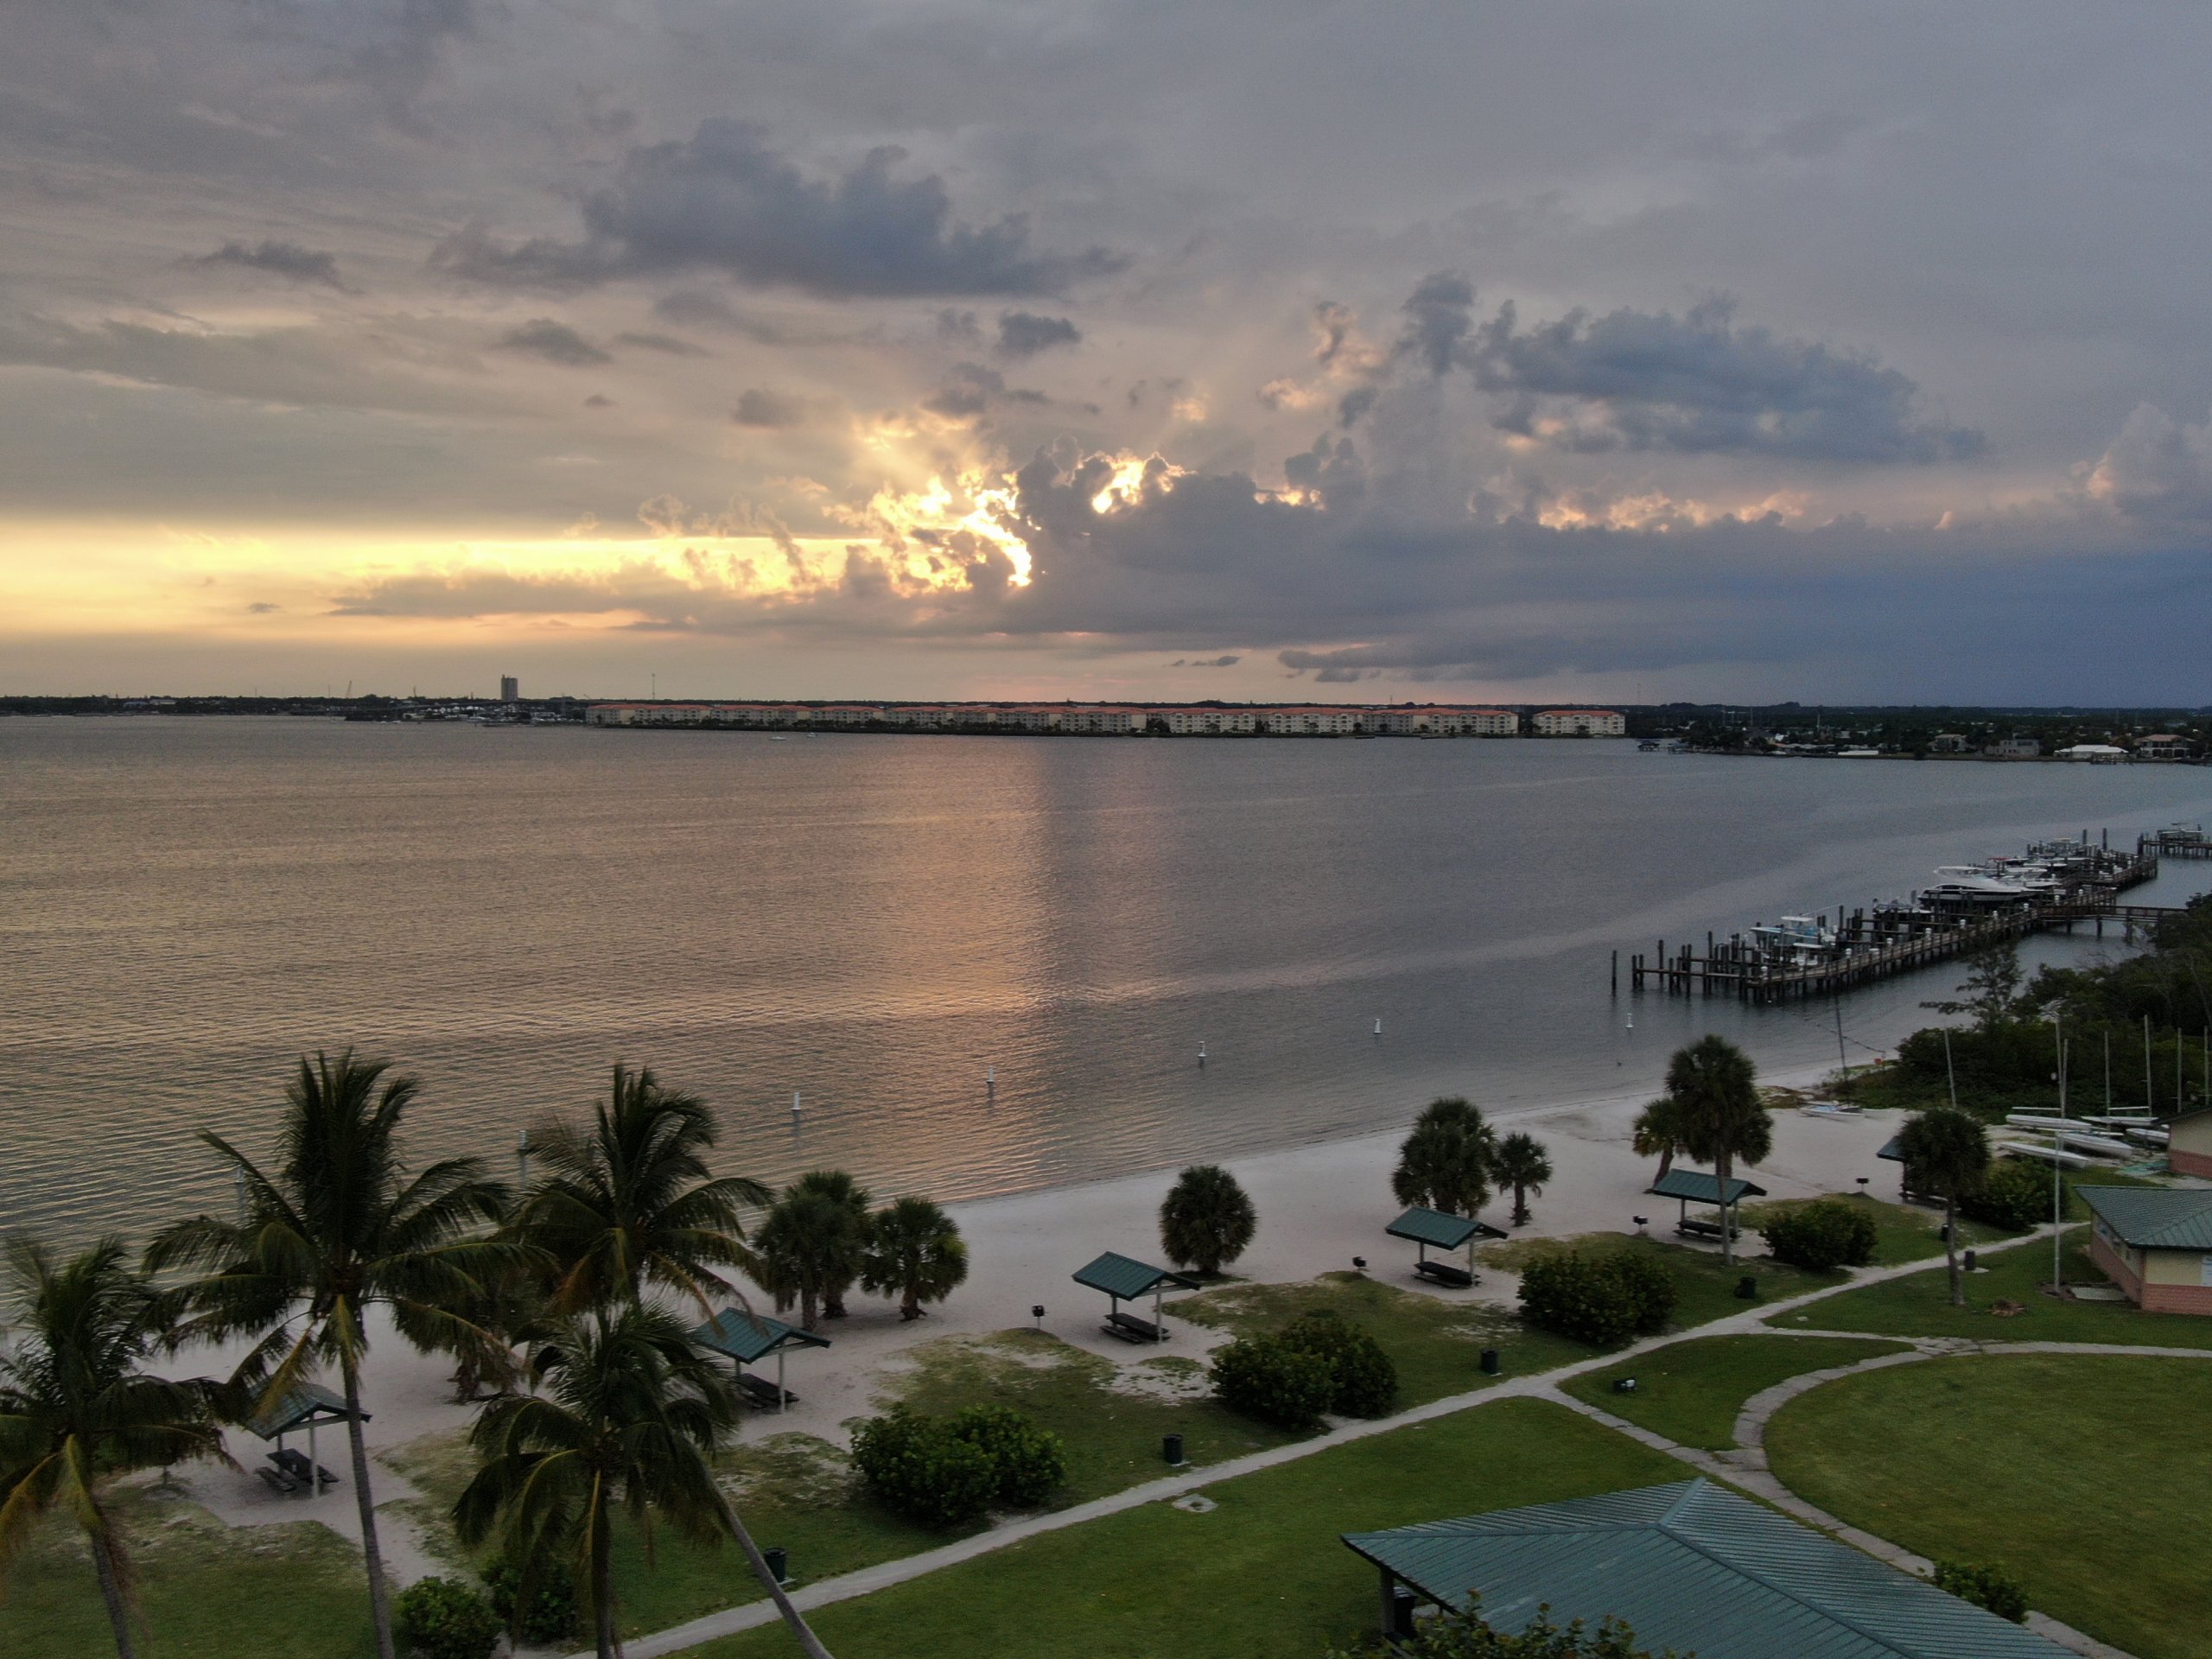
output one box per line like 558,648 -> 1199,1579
690,1307 -> 832,1411
1344,1478 -> 2073,1657
245,1382 -> 353,1498
1071,1251 -> 1198,1343
1385,1206 -> 1507,1287
1645,1166 -> 1765,1243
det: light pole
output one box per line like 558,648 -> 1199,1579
2051,1016 -> 2067,1291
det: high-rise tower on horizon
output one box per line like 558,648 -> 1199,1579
499,675 -> 519,702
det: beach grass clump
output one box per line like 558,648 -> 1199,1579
1561,1334 -> 1911,1450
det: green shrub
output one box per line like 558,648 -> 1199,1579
1325,1600 -> 1664,1656
483,1558 -> 579,1644
1933,1560 -> 2030,1623
1517,1249 -> 1677,1346
1210,1332 -> 1336,1428
1960,1159 -> 2057,1233
849,1403 -> 1000,1527
1762,1199 -> 1880,1271
392,1576 -> 501,1659
948,1402 -> 1068,1507
1278,1310 -> 1399,1416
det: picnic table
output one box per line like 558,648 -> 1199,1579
1103,1310 -> 1164,1343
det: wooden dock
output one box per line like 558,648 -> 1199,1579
1627,844 -> 2182,1006
2154,829 -> 2210,860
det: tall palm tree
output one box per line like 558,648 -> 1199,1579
746,1185 -> 866,1332
146,1051 -> 517,1659
1492,1132 -> 1554,1228
515,1065 -> 770,1318
1157,1165 -> 1258,1277
790,1171 -> 871,1319
454,1306 -> 832,1659
1663,1036 -> 1772,1266
1897,1108 -> 1989,1306
1390,1097 -> 1497,1220
0,1236 -> 230,1659
861,1198 -> 969,1320
1630,1096 -> 1689,1181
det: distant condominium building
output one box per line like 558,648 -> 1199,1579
1532,709 -> 1627,737
1406,707 -> 1519,736
499,675 -> 520,702
1262,707 -> 1360,735
1152,707 -> 1260,734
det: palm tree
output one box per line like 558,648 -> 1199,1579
454,1306 -> 832,1659
1492,1132 -> 1554,1228
146,1051 -> 518,1659
747,1184 -> 867,1332
1157,1165 -> 1258,1276
514,1065 -> 769,1318
790,1171 -> 871,1319
861,1198 -> 969,1320
1897,1108 -> 1989,1306
0,1237 -> 229,1659
1390,1098 -> 1497,1220
1663,1036 -> 1772,1266
1631,1096 -> 1689,1181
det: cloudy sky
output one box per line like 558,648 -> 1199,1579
4,1 -> 2209,702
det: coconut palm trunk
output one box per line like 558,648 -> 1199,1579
340,1354 -> 396,1659
715,1490 -> 835,1659
1717,1147 -> 1735,1267
85,1500 -> 137,1659
591,1496 -> 619,1659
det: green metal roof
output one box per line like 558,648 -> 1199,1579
1648,1166 -> 1767,1205
2075,1185 -> 2212,1251
1344,1478 -> 2071,1659
1387,1206 -> 1507,1249
1877,1135 -> 1904,1162
1071,1251 -> 1198,1300
690,1308 -> 832,1363
246,1382 -> 357,1440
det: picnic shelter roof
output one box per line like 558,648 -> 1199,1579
1344,1478 -> 2072,1659
1648,1167 -> 1767,1205
2075,1185 -> 2212,1251
247,1382 -> 357,1440
1387,1206 -> 1507,1250
691,1308 -> 832,1364
1877,1135 -> 1904,1163
1072,1251 -> 1198,1301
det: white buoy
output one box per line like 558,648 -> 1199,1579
791,1091 -> 803,1121
1198,1040 -> 1208,1065
986,1065 -> 995,1086
1373,1017 -> 1382,1037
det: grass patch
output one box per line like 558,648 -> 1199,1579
888,1330 -> 1304,1500
1480,1233 -> 1847,1328
679,1399 -> 1686,1659
0,1485 -> 377,1659
1173,1272 -> 1590,1405
1767,1353 -> 2212,1659
1737,1194 -> 2005,1265
1561,1335 -> 1913,1450
1770,1230 -> 2212,1349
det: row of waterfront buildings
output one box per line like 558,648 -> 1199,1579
584,702 -> 1629,737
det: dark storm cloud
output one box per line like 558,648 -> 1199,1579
434,119 -> 1125,298
493,318 -> 612,365
995,310 -> 1081,357
731,388 -> 806,428
1170,654 -> 1241,667
195,240 -> 353,291
1467,296 -> 1985,462
613,331 -> 711,357
1396,271 -> 1476,377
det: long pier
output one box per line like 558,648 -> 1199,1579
1626,841 -> 2184,1007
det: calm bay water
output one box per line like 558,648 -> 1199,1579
4,717 -> 2210,1244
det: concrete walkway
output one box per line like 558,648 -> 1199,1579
605,1228 -> 2101,1657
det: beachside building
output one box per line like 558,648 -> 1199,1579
2136,734 -> 2197,761
992,706 -> 1058,732
1059,706 -> 1147,734
2165,1106 -> 2212,1179
1359,709 -> 1420,735
2078,1185 -> 2212,1315
1986,736 -> 2042,759
2056,743 -> 2129,763
1262,706 -> 1359,735
1927,733 -> 1970,753
1531,709 -> 1626,737
1151,707 -> 1259,734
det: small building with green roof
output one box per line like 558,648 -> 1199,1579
2076,1185 -> 2212,1315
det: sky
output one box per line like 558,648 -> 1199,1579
3,1 -> 2209,704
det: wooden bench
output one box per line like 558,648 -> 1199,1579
1414,1259 -> 1475,1287
1103,1311 -> 1163,1343
1675,1217 -> 1740,1243
735,1371 -> 795,1409
255,1466 -> 299,1497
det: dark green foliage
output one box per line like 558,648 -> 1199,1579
1961,1159 -> 2060,1234
1393,1098 -> 1498,1221
1159,1164 -> 1259,1276
750,1176 -> 870,1331
1325,1600 -> 1675,1657
1762,1200 -> 1879,1272
1210,1333 -> 1336,1428
1493,1132 -> 1554,1227
1922,944 -> 2026,1030
482,1558 -> 579,1643
948,1403 -> 1069,1507
392,1576 -> 501,1659
1277,1310 -> 1399,1417
1662,1037 -> 1770,1266
1517,1250 -> 1678,1347
1933,1560 -> 2030,1624
1897,1106 -> 1992,1305
849,1402 -> 1066,1525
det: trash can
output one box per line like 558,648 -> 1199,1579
764,1547 -> 789,1586
1479,1348 -> 1501,1376
1164,1433 -> 1185,1466
1390,1586 -> 1420,1639
1963,1249 -> 1978,1273
1735,1274 -> 1758,1300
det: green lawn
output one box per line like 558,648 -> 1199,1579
679,1400 -> 1687,1659
1480,1233 -> 1850,1327
0,1486 -> 377,1659
1770,1230 -> 2212,1349
1561,1336 -> 1913,1450
1766,1353 -> 2212,1659
1736,1194 -> 2005,1265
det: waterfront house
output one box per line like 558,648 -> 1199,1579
1531,709 -> 1627,737
1986,735 -> 2042,759
1928,733 -> 1971,753
2056,743 -> 2129,763
2077,1185 -> 2212,1314
2135,734 -> 2197,761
